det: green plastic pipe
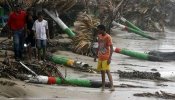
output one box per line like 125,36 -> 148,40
47,54 -> 93,69
64,78 -> 91,87
43,9 -> 75,38
114,48 -> 149,60
29,76 -> 109,88
51,55 -> 69,65
114,47 -> 163,61
120,17 -> 143,32
55,77 -> 91,87
120,48 -> 149,60
112,21 -> 156,40
126,27 -> 156,40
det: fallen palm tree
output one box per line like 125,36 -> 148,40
72,12 -> 100,56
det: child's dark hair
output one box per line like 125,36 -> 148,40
97,25 -> 106,31
37,12 -> 43,17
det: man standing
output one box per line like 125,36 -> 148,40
96,25 -> 114,91
32,12 -> 49,62
7,4 -> 26,61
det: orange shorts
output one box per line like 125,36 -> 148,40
97,60 -> 110,71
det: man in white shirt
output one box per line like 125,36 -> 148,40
32,12 -> 50,62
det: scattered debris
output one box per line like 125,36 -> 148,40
118,63 -> 147,67
151,68 -> 158,71
0,60 -> 64,80
115,84 -> 149,88
134,91 -> 175,99
72,12 -> 99,56
0,80 -> 16,86
148,51 -> 175,61
118,70 -> 169,81
0,0 -> 77,13
157,84 -> 168,87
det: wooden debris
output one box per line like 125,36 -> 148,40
0,80 -> 16,86
118,70 -> 170,81
115,84 -> 149,88
0,60 -> 64,80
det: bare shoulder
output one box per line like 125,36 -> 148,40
107,34 -> 112,39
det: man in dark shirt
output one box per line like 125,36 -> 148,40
25,8 -> 37,61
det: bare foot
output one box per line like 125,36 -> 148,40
101,87 -> 105,91
94,58 -> 97,62
109,87 -> 115,91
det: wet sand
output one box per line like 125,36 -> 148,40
1,27 -> 175,100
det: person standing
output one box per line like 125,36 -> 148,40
96,25 -> 114,91
32,12 -> 49,62
7,4 -> 26,61
91,29 -> 98,62
25,8 -> 37,61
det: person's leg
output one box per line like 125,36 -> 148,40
106,70 -> 115,91
101,70 -> 105,91
37,39 -> 41,61
38,48 -> 41,61
94,48 -> 98,62
13,31 -> 20,60
28,45 -> 32,61
97,60 -> 105,91
33,47 -> 37,59
28,36 -> 36,61
26,37 -> 31,61
102,60 -> 114,91
31,38 -> 37,59
18,30 -> 25,59
92,47 -> 97,62
101,60 -> 108,91
42,40 -> 47,61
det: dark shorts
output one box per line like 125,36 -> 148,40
26,35 -> 36,47
37,39 -> 47,49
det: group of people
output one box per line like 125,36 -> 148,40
7,4 -> 50,62
7,4 -> 114,91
